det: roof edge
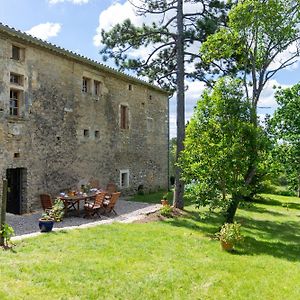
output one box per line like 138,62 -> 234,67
0,23 -> 169,95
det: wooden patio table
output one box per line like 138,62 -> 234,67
59,193 -> 97,217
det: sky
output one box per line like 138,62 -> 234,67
1,0 -> 300,137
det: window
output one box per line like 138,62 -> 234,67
12,45 -> 20,60
147,117 -> 154,132
95,130 -> 100,139
10,89 -> 21,116
120,105 -> 129,129
120,170 -> 129,188
83,129 -> 89,137
10,73 -> 23,85
128,84 -> 132,91
82,77 -> 90,93
94,80 -> 101,96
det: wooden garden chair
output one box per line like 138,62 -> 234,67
103,192 -> 121,215
40,194 -> 53,212
84,192 -> 106,218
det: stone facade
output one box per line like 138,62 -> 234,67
0,24 -> 169,213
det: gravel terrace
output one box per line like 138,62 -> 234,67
6,199 -> 156,236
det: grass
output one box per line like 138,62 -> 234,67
128,190 -> 174,204
0,193 -> 299,299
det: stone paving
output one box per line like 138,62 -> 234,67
6,199 -> 160,241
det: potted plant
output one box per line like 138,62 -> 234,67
39,213 -> 54,232
47,198 -> 65,222
161,192 -> 169,206
217,222 -> 243,251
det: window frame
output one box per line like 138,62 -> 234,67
82,77 -> 91,93
11,45 -> 24,61
9,89 -> 21,116
83,129 -> 90,138
120,169 -> 130,188
10,73 -> 23,86
120,104 -> 129,130
94,80 -> 101,96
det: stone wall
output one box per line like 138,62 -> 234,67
0,30 -> 169,213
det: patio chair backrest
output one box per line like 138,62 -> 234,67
94,192 -> 106,207
106,192 -> 121,210
106,182 -> 117,195
40,194 -> 53,211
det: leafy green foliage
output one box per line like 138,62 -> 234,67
270,84 -> 300,195
100,0 -> 229,92
201,0 -> 300,98
217,222 -> 243,245
180,77 -> 267,213
43,198 -> 65,222
0,223 -> 14,248
160,205 -> 173,217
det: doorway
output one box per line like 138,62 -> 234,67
6,168 -> 26,215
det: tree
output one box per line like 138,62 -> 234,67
169,137 -> 177,185
270,84 -> 300,196
100,0 -> 229,209
180,77 -> 266,222
199,0 -> 300,216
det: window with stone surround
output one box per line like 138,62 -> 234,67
83,129 -> 89,138
9,89 -> 21,116
120,104 -> 129,130
120,169 -> 129,188
94,80 -> 101,96
10,73 -> 23,86
95,130 -> 100,139
11,45 -> 24,61
82,77 -> 91,93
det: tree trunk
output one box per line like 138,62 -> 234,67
173,0 -> 185,209
0,179 -> 8,246
225,196 -> 240,223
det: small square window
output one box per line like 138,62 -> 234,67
14,153 -> 20,158
10,73 -> 23,85
83,129 -> 89,137
95,130 -> 100,139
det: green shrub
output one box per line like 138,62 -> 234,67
0,223 -> 15,248
217,222 -> 243,245
160,205 -> 173,218
46,198 -> 65,222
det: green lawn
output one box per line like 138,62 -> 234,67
0,193 -> 300,299
128,190 -> 174,204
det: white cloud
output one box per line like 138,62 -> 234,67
93,0 -> 201,50
269,41 -> 300,72
259,79 -> 292,109
93,1 -> 146,47
48,0 -> 89,4
26,23 -> 61,41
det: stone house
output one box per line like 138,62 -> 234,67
0,23 -> 169,214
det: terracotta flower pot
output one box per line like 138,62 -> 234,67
221,241 -> 233,251
161,199 -> 169,206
